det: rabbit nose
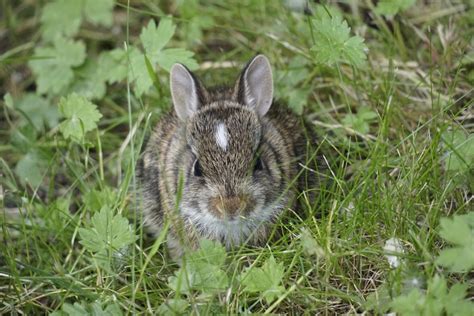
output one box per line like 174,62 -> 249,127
210,195 -> 250,219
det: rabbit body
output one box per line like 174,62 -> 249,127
140,55 -> 317,259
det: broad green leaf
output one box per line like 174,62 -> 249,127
61,302 -> 88,316
15,93 -> 59,130
10,124 -> 38,154
70,60 -> 107,100
375,0 -> 416,16
51,301 -> 123,316
83,0 -> 114,26
390,288 -> 425,315
157,299 -> 189,316
29,38 -> 86,95
15,150 -> 49,188
241,255 -> 285,304
40,0 -> 115,41
310,10 -> 367,67
40,0 -> 82,41
439,215 -> 472,246
58,93 -> 102,141
442,130 -> 474,174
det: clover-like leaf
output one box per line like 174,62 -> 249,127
83,0 -> 114,26
436,212 -> 474,272
310,9 -> 367,67
58,93 -> 102,142
168,239 -> 229,294
78,206 -> 136,271
140,18 -> 175,56
40,0 -> 82,41
341,107 -> 377,134
130,18 -> 198,96
29,38 -> 86,95
40,0 -> 114,41
241,255 -> 285,304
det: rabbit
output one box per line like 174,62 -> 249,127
139,55 -> 321,260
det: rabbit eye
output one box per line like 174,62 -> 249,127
193,159 -> 203,177
254,157 -> 264,172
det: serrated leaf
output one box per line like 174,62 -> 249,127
29,38 -> 86,95
70,60 -> 107,100
98,49 -> 128,84
40,0 -> 82,41
168,239 -> 229,294
83,0 -> 114,26
157,48 -> 199,72
310,10 -> 367,67
445,284 -> 474,315
275,57 -> 311,114
436,212 -> 474,272
140,18 -> 175,55
79,206 -> 136,271
241,255 -> 285,304
375,0 -> 416,16
342,107 -> 377,134
129,18 -> 198,96
439,216 -> 472,246
391,275 -> 473,316
128,48 -> 153,97
58,93 -> 102,141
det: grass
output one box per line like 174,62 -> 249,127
1,0 -> 473,314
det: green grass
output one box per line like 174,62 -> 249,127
1,0 -> 473,314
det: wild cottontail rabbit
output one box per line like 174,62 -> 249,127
139,55 -> 320,259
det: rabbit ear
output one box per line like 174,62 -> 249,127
170,64 -> 203,121
235,54 -> 274,117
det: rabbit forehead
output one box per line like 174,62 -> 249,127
186,105 -> 261,174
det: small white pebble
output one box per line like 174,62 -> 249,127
383,238 -> 405,268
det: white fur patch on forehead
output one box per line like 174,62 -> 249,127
215,123 -> 229,151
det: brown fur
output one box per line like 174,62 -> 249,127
139,56 -> 321,260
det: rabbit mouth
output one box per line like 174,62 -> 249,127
208,195 -> 254,220
181,200 -> 284,247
